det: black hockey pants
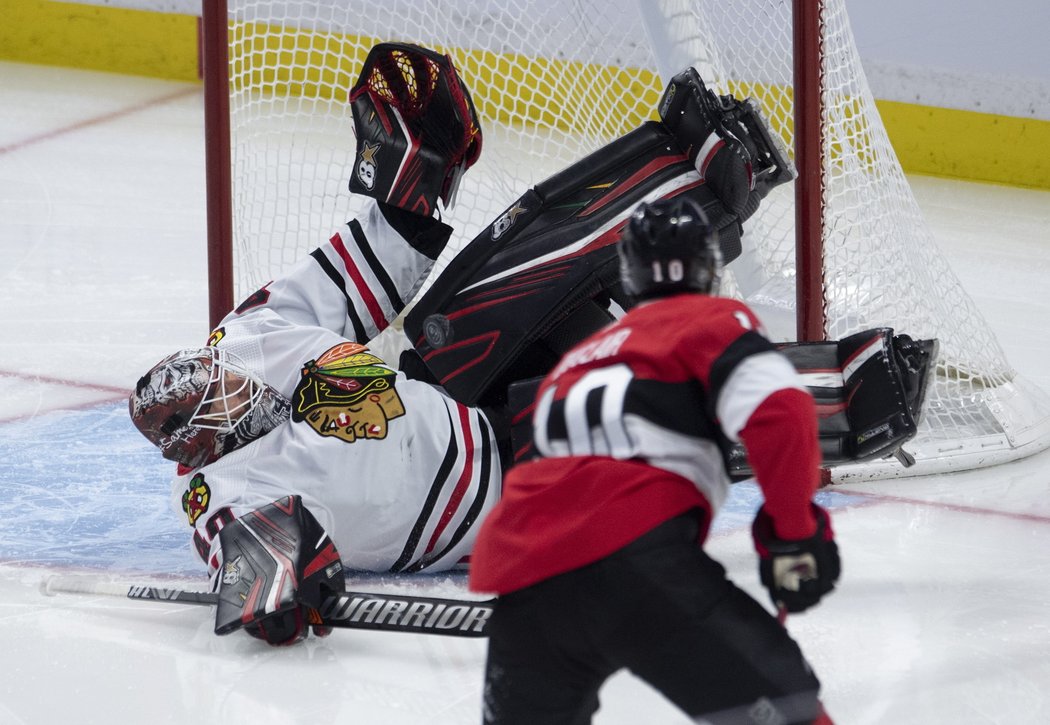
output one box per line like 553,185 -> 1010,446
481,513 -> 823,725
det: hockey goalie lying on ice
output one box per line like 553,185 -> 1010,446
128,43 -> 936,645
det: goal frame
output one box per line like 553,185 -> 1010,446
200,0 -> 830,339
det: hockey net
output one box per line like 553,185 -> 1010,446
205,0 -> 1050,481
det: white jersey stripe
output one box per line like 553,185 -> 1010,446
327,232 -> 388,334
424,400 -> 477,554
433,410 -> 495,565
716,351 -> 808,442
799,371 -> 844,388
389,400 -> 461,572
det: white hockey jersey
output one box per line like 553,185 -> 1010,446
171,200 -> 501,580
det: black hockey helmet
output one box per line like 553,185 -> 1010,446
618,196 -> 722,300
349,43 -> 483,216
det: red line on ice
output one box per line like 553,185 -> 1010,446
0,86 -> 198,156
840,488 -> 1050,525
0,369 -> 129,424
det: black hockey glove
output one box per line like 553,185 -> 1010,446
214,495 -> 346,645
752,503 -> 840,614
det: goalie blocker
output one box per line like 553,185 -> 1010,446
214,495 -> 346,645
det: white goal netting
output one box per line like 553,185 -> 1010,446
217,0 -> 1050,480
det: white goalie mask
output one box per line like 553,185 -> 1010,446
129,347 -> 290,468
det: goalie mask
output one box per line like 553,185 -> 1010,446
349,42 -> 483,216
129,347 -> 291,469
618,197 -> 723,300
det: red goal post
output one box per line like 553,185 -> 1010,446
201,0 -> 1050,480
202,0 -> 234,329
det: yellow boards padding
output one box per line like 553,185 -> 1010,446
878,100 -> 1050,190
1,0 -> 199,81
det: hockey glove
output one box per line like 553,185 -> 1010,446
214,495 -> 345,645
752,503 -> 840,614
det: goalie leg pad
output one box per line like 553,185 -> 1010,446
728,329 -> 937,476
405,121 -> 740,408
829,329 -> 937,462
782,329 -> 936,465
404,68 -> 795,410
505,375 -> 544,466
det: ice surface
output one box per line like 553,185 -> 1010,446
1,61 -> 1049,724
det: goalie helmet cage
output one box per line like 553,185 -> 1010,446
201,0 -> 1050,481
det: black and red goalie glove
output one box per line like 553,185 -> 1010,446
214,495 -> 345,645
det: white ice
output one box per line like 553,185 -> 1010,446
1,61 -> 1049,725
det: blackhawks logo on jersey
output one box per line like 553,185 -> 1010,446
181,473 -> 210,526
292,342 -> 405,443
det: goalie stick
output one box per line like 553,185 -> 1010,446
41,574 -> 495,638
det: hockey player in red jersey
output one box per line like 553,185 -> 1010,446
469,197 -> 839,724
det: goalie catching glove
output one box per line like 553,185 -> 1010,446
214,495 -> 345,645
349,42 -> 482,216
752,503 -> 841,614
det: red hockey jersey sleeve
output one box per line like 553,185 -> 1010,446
694,301 -> 821,540
737,388 -> 820,539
